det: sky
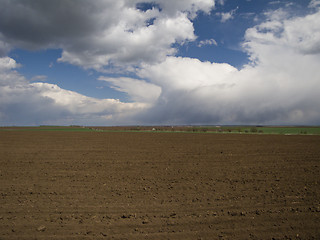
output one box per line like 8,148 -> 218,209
1,0 -> 320,126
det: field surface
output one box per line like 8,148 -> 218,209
0,131 -> 320,239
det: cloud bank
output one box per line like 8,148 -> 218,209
130,8 -> 320,125
0,0 -> 214,71
0,57 -> 146,125
1,1 -> 320,126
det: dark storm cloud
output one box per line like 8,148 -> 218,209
0,92 -> 69,126
0,0 -> 110,49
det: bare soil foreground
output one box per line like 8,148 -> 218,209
1,131 -> 320,239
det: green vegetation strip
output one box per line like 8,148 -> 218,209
87,126 -> 320,135
217,126 -> 320,135
0,126 -> 95,132
1,126 -> 320,135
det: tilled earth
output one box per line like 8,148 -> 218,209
0,131 -> 319,239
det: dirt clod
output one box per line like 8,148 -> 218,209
36,225 -> 46,232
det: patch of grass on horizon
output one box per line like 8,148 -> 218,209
216,126 -> 320,135
254,127 -> 320,135
0,126 -> 95,132
1,125 -> 320,135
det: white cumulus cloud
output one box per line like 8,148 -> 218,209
198,38 -> 218,47
217,7 -> 238,23
98,76 -> 161,103
0,57 -> 147,126
0,0 -> 215,71
0,57 -> 20,70
129,8 -> 320,125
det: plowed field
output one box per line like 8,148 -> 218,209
1,131 -> 320,239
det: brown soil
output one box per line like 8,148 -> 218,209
1,131 -> 320,239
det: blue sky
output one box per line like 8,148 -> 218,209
1,0 -> 320,126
